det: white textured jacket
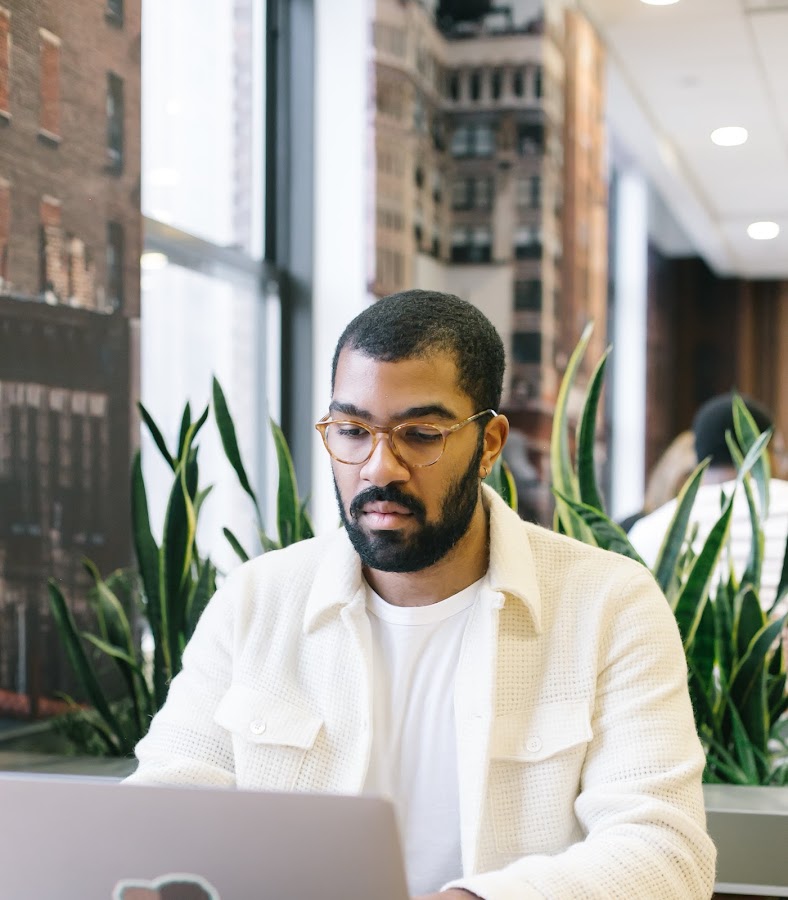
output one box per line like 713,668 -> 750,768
129,487 -> 716,899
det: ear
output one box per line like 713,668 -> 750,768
479,414 -> 509,477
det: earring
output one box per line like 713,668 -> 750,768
480,465 -> 489,479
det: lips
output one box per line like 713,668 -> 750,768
361,501 -> 413,516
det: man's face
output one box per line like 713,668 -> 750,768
329,347 -> 486,573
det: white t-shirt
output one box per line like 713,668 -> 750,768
629,478 -> 788,612
362,578 -> 482,896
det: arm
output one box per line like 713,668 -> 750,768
447,568 -> 716,899
125,573 -> 238,787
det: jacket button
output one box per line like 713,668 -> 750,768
250,719 -> 267,735
526,736 -> 542,753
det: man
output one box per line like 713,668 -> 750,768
129,291 -> 715,898
629,393 -> 788,612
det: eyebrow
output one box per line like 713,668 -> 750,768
329,401 -> 459,422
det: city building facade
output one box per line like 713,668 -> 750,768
0,0 -> 141,716
370,0 -> 607,521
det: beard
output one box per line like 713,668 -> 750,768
335,443 -> 484,573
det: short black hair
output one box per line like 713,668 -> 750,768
693,392 -> 773,467
331,289 -> 505,411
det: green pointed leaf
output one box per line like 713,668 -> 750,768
730,613 -> 788,716
733,586 -> 766,659
653,460 -> 710,595
553,492 -> 645,563
271,418 -> 301,547
299,498 -> 315,541
732,393 -> 771,519
550,321 -> 593,537
773,529 -> 788,615
259,530 -> 280,553
195,484 -> 214,520
131,451 -> 169,707
138,401 -> 175,471
576,347 -> 610,512
47,580 -> 126,752
161,462 -> 196,675
484,457 -> 518,510
185,560 -> 216,639
213,376 -> 262,527
177,402 -> 192,460
223,526 -> 251,563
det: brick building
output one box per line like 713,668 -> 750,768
0,0 -> 141,716
369,0 -> 607,521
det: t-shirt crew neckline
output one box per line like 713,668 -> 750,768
365,575 -> 485,625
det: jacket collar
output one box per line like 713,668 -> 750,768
303,484 -> 542,633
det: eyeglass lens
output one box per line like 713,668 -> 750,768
323,422 -> 445,466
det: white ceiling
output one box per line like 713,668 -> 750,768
576,0 -> 788,278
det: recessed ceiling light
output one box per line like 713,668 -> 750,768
747,221 -> 780,240
711,126 -> 748,147
140,251 -> 169,270
640,0 -> 680,5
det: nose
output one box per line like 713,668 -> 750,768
358,431 -> 410,486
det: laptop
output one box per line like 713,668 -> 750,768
0,772 -> 411,900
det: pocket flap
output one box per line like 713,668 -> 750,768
490,699 -> 592,762
214,683 -> 323,749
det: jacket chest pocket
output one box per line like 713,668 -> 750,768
214,683 -> 324,790
487,700 -> 592,855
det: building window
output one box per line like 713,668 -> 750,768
451,126 -> 469,157
470,69 -> 482,101
518,175 -> 541,207
475,176 -> 493,210
518,123 -> 544,155
513,68 -> 524,98
449,71 -> 460,101
106,0 -> 123,26
514,226 -> 542,260
38,29 -> 61,140
474,125 -> 494,156
491,68 -> 502,100
39,195 -> 67,298
107,72 -> 124,172
452,178 -> 472,210
0,178 -> 9,288
534,65 -> 543,99
470,225 -> 492,262
0,7 -> 10,118
513,332 -> 542,364
451,226 -> 491,263
431,227 -> 441,259
514,280 -> 542,311
107,222 -> 124,311
432,170 -> 442,204
414,166 -> 424,189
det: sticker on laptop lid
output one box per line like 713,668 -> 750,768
113,872 -> 220,899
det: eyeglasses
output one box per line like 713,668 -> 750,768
315,409 -> 497,467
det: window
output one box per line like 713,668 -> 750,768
474,125 -> 494,156
514,226 -> 542,260
39,195 -> 67,298
38,29 -> 61,140
513,332 -> 542,364
475,176 -> 493,210
514,280 -> 541,311
451,126 -> 469,157
518,123 -> 544,155
0,7 -> 9,117
106,222 -> 124,311
431,170 -> 442,204
452,178 -> 472,210
470,225 -> 492,262
491,68 -> 502,100
534,65 -> 543,98
431,226 -> 441,258
470,70 -> 482,101
415,166 -> 424,189
0,178 -> 9,288
449,71 -> 460,101
518,175 -> 541,208
106,0 -> 123,26
513,68 -> 524,98
451,226 -> 491,263
107,72 -> 124,171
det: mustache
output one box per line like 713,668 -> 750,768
349,485 -> 427,523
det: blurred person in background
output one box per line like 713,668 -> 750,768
629,393 -> 788,611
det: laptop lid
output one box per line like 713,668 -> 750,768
0,772 -> 410,900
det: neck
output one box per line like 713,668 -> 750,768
363,495 -> 490,606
